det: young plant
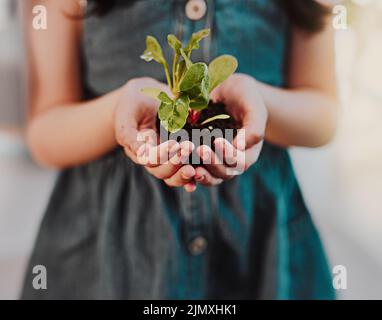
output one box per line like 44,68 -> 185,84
140,29 -> 238,133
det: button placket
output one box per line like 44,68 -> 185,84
184,0 -> 215,66
177,1 -> 216,256
181,189 -> 209,256
189,236 -> 208,255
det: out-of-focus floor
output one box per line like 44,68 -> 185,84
0,133 -> 56,299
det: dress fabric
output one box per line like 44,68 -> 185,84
21,0 -> 335,299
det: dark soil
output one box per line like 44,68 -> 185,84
156,101 -> 239,165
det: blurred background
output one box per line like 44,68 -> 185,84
0,0 -> 381,299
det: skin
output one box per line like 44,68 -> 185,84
26,1 -> 338,192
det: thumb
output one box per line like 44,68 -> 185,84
234,99 -> 267,150
234,126 -> 264,151
125,128 -> 157,155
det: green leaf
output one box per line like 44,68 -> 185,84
179,63 -> 210,111
180,48 -> 193,69
140,35 -> 166,65
188,75 -> 210,111
189,96 -> 209,111
140,87 -> 162,101
167,34 -> 182,54
184,29 -> 210,57
159,95 -> 190,133
158,91 -> 173,104
208,55 -> 238,92
175,60 -> 187,84
200,114 -> 230,126
179,63 -> 208,92
175,95 -> 190,119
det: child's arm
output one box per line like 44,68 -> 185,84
260,22 -> 338,148
27,91 -> 121,168
26,0 -> 120,168
26,1 -> 197,191
200,20 -> 338,180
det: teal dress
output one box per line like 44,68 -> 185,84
21,0 -> 335,299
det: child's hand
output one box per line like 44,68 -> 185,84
114,77 -> 197,192
196,74 -> 268,180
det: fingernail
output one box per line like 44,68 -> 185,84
170,155 -> 181,165
215,137 -> 224,144
182,172 -> 192,179
237,138 -> 246,150
203,150 -> 210,161
185,183 -> 197,193
169,143 -> 180,154
180,149 -> 188,157
137,145 -> 146,157
196,175 -> 205,182
182,168 -> 195,179
181,147 -> 192,157
214,140 -> 224,152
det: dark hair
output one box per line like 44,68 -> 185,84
90,0 -> 117,16
90,0 -> 330,34
282,0 -> 330,33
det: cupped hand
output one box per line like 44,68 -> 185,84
196,73 -> 268,180
114,77 -> 197,192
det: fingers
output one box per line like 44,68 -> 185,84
115,114 -> 141,154
123,128 -> 261,190
164,165 -> 196,189
138,140 -> 194,167
121,128 -> 157,163
184,182 -> 197,193
214,138 -> 245,170
234,128 -> 264,152
137,140 -> 180,167
115,77 -> 170,155
164,165 -> 223,191
144,141 -> 194,179
233,127 -> 264,171
243,140 -> 264,171
197,145 -> 236,179
152,142 -> 196,191
197,136 -> 262,179
194,166 -> 223,186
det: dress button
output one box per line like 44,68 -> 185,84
189,236 -> 208,255
185,0 -> 207,21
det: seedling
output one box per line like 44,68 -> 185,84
140,29 -> 238,134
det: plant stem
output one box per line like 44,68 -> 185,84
163,62 -> 173,92
172,53 -> 179,92
189,109 -> 201,125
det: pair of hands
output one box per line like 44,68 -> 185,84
114,74 -> 268,192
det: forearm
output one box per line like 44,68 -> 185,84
27,89 -> 121,168
257,82 -> 338,148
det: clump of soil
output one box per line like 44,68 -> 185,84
156,101 -> 240,165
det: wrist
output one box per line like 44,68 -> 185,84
108,87 -> 125,147
251,77 -> 269,123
